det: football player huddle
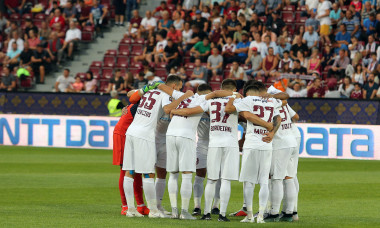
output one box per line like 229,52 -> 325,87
112,74 -> 301,223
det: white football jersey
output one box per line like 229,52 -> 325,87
197,112 -> 210,149
155,91 -> 185,143
166,94 -> 208,141
205,97 -> 239,148
234,96 -> 282,150
287,104 -> 301,139
126,89 -> 183,142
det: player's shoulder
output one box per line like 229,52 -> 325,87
267,85 -> 282,95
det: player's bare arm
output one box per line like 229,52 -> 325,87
163,90 -> 194,114
262,115 -> 281,143
261,91 -> 290,100
239,111 -> 274,131
170,106 -> 204,119
292,113 -> 300,122
225,97 -> 237,114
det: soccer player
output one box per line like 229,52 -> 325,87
264,85 -> 298,222
165,84 -> 212,220
224,84 -> 283,223
122,75 -> 193,218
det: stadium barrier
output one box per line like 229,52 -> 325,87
0,114 -> 378,160
1,92 -> 380,124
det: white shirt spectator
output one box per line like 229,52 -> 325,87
222,43 -> 236,53
286,87 -> 308,97
249,41 -> 267,58
306,0 -> 319,11
56,75 -> 75,92
7,38 -> 24,53
155,39 -> 167,53
65,28 -> 82,42
182,29 -> 193,44
230,66 -> 248,81
317,0 -> 332,25
141,17 -> 157,30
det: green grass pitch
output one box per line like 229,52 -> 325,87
1,146 -> 380,228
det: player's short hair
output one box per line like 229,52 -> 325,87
245,85 -> 260,94
243,80 -> 259,96
221,79 -> 237,90
165,75 -> 182,85
197,84 -> 212,93
254,81 -> 266,91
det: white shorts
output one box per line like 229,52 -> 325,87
286,138 -> 300,177
196,146 -> 208,169
207,147 -> 240,181
239,149 -> 272,184
166,135 -> 196,173
270,147 -> 296,180
122,135 -> 156,173
156,141 -> 167,169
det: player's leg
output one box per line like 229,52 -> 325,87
134,173 -> 149,215
178,138 -> 197,220
155,141 -> 170,214
257,149 -> 272,223
293,175 -> 300,220
193,146 -> 207,215
202,147 -> 222,220
166,136 -> 180,218
119,169 -> 128,215
211,178 -> 221,215
239,149 -> 257,222
112,132 -> 128,214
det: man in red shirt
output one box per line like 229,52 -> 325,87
223,0 -> 240,20
5,0 -> 26,14
153,1 -> 171,17
50,9 -> 66,29
307,78 -> 326,98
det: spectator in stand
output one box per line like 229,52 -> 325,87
342,10 -> 360,39
186,25 -> 207,51
53,21 -> 66,39
50,9 -> 66,29
31,44 -> 51,84
133,72 -> 148,89
163,39 -> 181,72
89,0 -> 108,38
27,30 -> 41,50
106,69 -> 125,93
55,68 -> 75,92
292,59 -> 308,76
167,25 -> 182,44
123,72 -> 135,92
250,12 -> 263,34
362,2 -> 376,21
303,26 -> 319,50
153,1 -> 171,17
228,61 -> 247,91
317,0 -> 332,44
266,0 -> 282,15
72,76 -> 84,92
276,36 -> 292,59
19,42 -> 34,71
84,71 -> 97,92
158,11 -> 173,32
175,3 -> 186,19
237,13 -> 250,32
352,64 -> 366,85
262,34 -> 278,57
285,82 -> 308,98
125,10 -> 142,39
362,35 -> 377,63
226,11 -> 239,37
278,50 -> 293,69
307,77 -> 325,98
339,76 -> 355,98
364,52 -> 378,77
321,45 -> 335,70
348,36 -> 363,66
324,82 -> 341,98
252,0 -> 266,16
113,0 -> 126,26
7,31 -> 24,54
63,1 -> 78,23
363,13 -> 378,38
307,48 -> 321,74
233,23 -> 246,43
363,73 -> 379,99
62,21 -> 82,60
47,32 -> 64,67
46,1 -> 63,21
173,11 -> 184,31
39,21 -> 52,41
305,9 -> 320,32
4,42 -> 21,70
257,47 -> 278,80
193,10 -> 208,33
24,19 -> 39,40
5,0 -> 26,15
334,24 -> 351,54
266,11 -> 286,37
185,58 -> 207,89
60,0 -> 69,7
145,71 -> 161,83
190,37 -> 211,63
350,0 -> 362,12
234,32 -> 251,63
207,47 -> 223,78
350,83 -> 362,99
209,22 -> 222,45
222,36 -> 236,64
0,66 -> 17,92
328,49 -> 350,80
261,26 -> 277,43
224,0 -> 240,20
238,1 -> 253,19
126,0 -> 139,23
138,11 -> 157,39
134,35 -> 155,64
78,0 -> 92,27
249,33 -> 266,58
330,3 -> 342,29
290,35 -> 308,60
154,32 -> 167,64
182,22 -> 193,47
245,47 -> 263,78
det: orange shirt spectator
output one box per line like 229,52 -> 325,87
274,78 -> 288,92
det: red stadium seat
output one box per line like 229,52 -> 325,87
297,5 -> 306,11
33,20 -> 43,28
266,77 -> 276,83
83,25 -> 95,32
22,13 -> 33,20
118,45 -> 130,56
282,5 -> 295,11
105,49 -> 117,57
90,61 -> 103,68
259,16 -> 267,23
9,14 -> 21,22
210,75 -> 223,83
76,72 -> 87,80
210,82 -> 221,91
81,31 -> 94,42
282,12 -> 294,23
225,64 -> 233,70
34,13 -> 46,20
101,68 -> 113,79
131,45 -> 144,52
133,38 -> 147,45
99,80 -> 109,92
116,56 -> 129,68
120,38 -> 132,45
89,68 -> 101,79
103,56 -> 115,68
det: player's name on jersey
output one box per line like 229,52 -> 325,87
251,98 -> 274,103
281,122 -> 292,130
210,97 -> 229,100
137,109 -> 151,118
254,128 -> 269,135
210,125 -> 232,132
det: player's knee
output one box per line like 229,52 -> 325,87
285,176 -> 293,180
125,170 -> 135,177
144,173 -> 155,178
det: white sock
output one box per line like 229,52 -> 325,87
212,179 -> 221,208
168,173 -> 179,209
219,179 -> 231,216
265,179 -> 272,213
258,183 -> 269,216
282,180 -> 287,212
155,178 -> 166,208
123,176 -> 135,209
204,179 -> 217,214
243,182 -> 247,208
243,181 -> 254,218
193,175 -> 205,209
284,179 -> 296,214
294,176 -> 299,212
143,178 -> 158,211
271,179 -> 283,215
180,173 -> 193,212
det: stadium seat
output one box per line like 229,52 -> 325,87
167,4 -> 175,12
266,77 -> 276,83
83,25 -> 95,32
129,62 -> 143,75
223,70 -> 230,78
101,68 -> 113,79
120,38 -> 132,45
105,49 -> 117,57
33,20 -> 43,28
90,61 -> 103,68
9,14 -> 21,23
89,68 -> 101,79
133,38 -> 147,45
282,12 -> 294,23
156,69 -> 168,81
116,56 -> 129,68
103,56 -> 116,68
185,63 -> 195,78
210,75 -> 223,83
297,5 -> 306,11
22,13 -> 33,20
282,5 -> 295,11
131,45 -> 144,52
118,45 -> 130,56
81,31 -> 94,42
259,16 -> 267,23
34,13 -> 46,20
210,82 -> 221,91
76,73 -> 87,80
99,80 -> 109,92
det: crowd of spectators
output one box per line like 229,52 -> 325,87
0,0 -> 110,91
109,0 -> 380,100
